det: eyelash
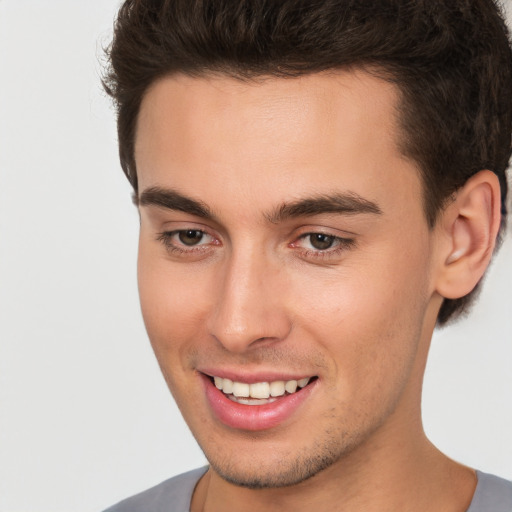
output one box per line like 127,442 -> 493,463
156,230 -> 356,260
156,229 -> 216,255
293,233 -> 356,260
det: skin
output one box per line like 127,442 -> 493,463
134,71 -> 499,511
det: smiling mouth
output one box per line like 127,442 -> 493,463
210,376 -> 317,405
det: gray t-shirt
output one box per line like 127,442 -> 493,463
104,467 -> 512,512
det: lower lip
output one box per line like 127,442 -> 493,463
201,374 -> 317,431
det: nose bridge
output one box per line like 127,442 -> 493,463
208,242 -> 290,352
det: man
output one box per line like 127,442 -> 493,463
103,1 -> 512,511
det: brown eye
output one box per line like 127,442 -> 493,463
308,233 -> 335,250
178,230 -> 205,246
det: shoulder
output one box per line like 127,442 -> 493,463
467,471 -> 512,512
103,466 -> 208,512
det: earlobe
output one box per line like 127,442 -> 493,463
435,170 -> 501,300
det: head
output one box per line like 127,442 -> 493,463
104,0 -> 512,325
103,0 -> 512,491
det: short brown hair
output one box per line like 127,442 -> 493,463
103,0 -> 512,324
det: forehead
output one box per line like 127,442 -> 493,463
135,70 -> 423,222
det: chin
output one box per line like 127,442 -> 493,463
201,435 -> 355,490
211,456 -> 336,489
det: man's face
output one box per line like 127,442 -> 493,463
135,71 -> 442,487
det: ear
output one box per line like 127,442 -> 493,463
434,170 -> 502,300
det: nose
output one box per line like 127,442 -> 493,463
207,248 -> 292,353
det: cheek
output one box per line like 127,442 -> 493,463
137,247 -> 216,416
137,243 -> 212,367
287,246 -> 430,395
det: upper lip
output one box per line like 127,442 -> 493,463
198,368 -> 316,384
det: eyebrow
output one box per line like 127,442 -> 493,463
137,186 -> 382,222
138,186 -> 214,219
266,192 -> 382,223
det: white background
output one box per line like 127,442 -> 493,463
0,1 -> 511,511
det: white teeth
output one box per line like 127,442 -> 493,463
249,382 -> 270,399
222,378 -> 233,394
232,382 -> 250,397
285,380 -> 298,393
229,396 -> 277,406
297,377 -> 310,388
213,376 -> 312,400
269,380 -> 285,397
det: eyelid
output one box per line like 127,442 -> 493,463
292,232 -> 355,248
154,222 -> 356,261
156,227 -> 220,254
289,230 -> 356,260
291,223 -> 358,237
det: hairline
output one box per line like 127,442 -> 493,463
133,64 -> 437,228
